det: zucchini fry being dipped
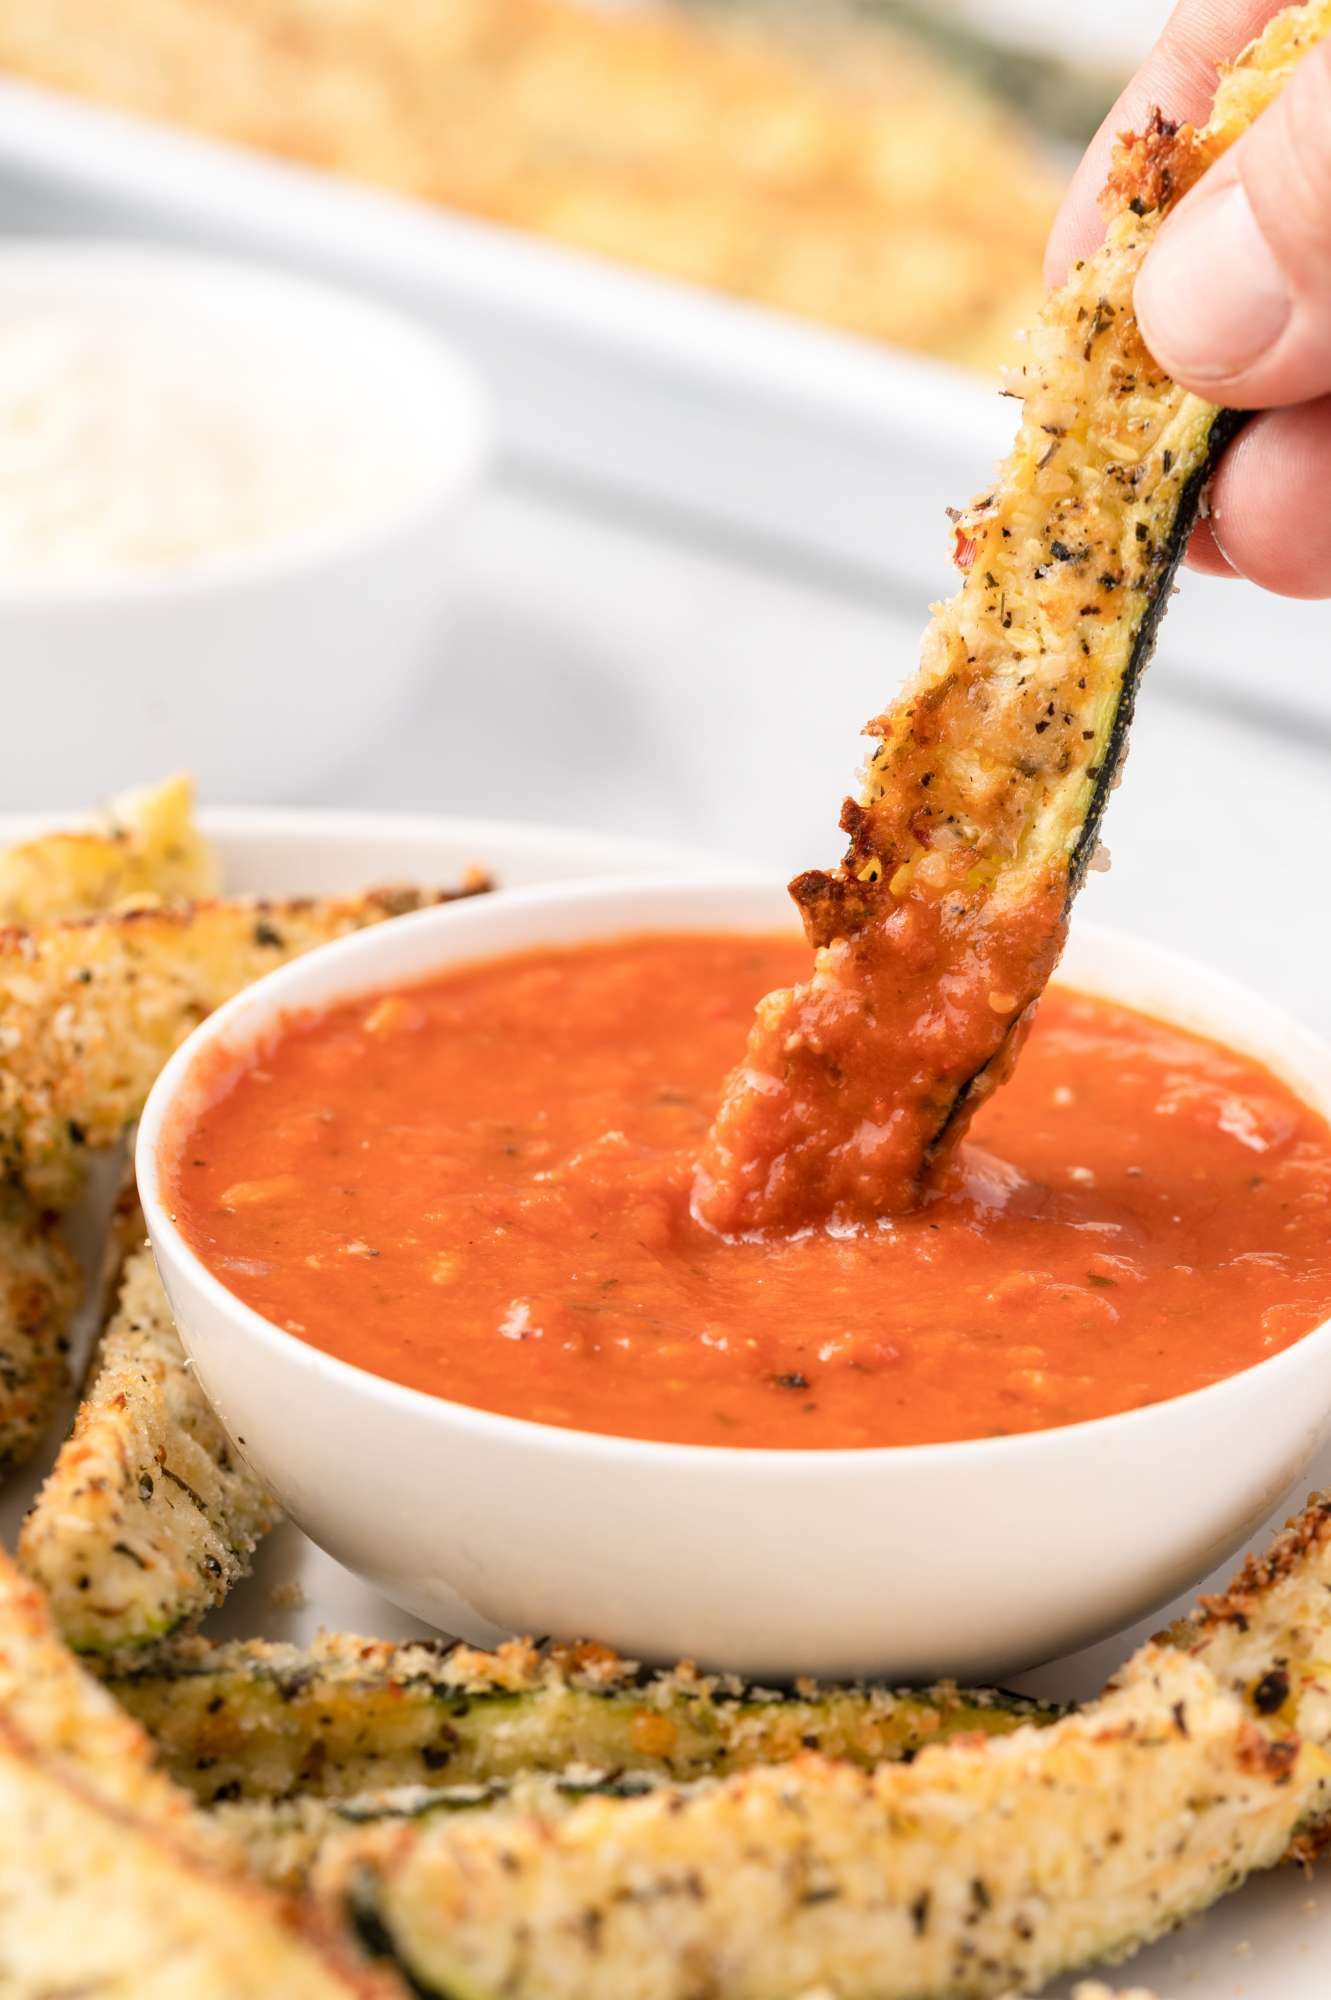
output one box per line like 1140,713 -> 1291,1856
0,877 -> 489,1208
108,1631 -> 1058,1805
695,2 -> 1326,1235
20,1241 -> 278,1659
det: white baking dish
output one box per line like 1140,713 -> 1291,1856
0,75 -> 1328,724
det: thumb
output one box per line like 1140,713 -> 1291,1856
1135,35 -> 1331,408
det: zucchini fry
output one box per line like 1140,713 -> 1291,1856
1168,1490 -> 1331,1857
316,1646 -> 1311,2000
107,1631 -> 1058,1805
314,1484 -> 1331,2000
0,1529 -> 194,1826
695,1 -> 1328,1234
0,776 -> 216,1469
0,1178 -> 81,1473
19,1242 -> 279,1658
0,877 -> 489,1208
0,1548 -> 396,1997
0,1754 -> 397,2000
0,772 -> 219,926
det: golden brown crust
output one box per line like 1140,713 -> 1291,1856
0,1542 -> 189,1824
1102,109 -> 1200,220
1197,1493 -> 1331,1628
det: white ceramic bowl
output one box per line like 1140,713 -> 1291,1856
0,243 -> 489,806
138,875 -> 1331,1679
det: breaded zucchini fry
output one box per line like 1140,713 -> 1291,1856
19,1242 -> 279,1658
0,1549 -> 396,1996
0,1749 -> 398,2000
0,877 -> 489,1207
0,773 -> 219,926
316,1646 -> 1310,2000
695,0 -> 1330,1234
0,778 -> 217,1469
1168,1490 -> 1331,1856
0,1534 -> 194,1826
316,1484 -> 1331,2000
108,1631 -> 1058,1804
0,1178 -> 81,1472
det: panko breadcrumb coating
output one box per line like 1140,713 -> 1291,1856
20,1241 -> 279,1659
0,1547 -> 396,1996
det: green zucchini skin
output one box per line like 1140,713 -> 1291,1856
212,1773 -> 677,1893
1063,402 -> 1245,902
109,1632 -> 1059,1806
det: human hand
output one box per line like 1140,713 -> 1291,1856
1048,1 -> 1331,598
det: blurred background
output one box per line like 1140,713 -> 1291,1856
0,0 -> 1326,1029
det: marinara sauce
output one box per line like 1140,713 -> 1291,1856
166,932 -> 1331,1450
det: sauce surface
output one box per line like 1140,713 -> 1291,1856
168,932 -> 1331,1450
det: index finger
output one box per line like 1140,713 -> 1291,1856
1045,0 -> 1285,287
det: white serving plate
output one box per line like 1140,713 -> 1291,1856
3,76 -> 1330,728
2,804 -> 1329,1995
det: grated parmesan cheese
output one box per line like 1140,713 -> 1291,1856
0,300 -> 429,578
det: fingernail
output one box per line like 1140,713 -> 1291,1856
1136,180 -> 1291,382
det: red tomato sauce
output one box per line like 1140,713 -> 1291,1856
165,932 -> 1331,1450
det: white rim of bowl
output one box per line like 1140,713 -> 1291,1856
0,240 -> 491,603
137,873 -> 1331,1474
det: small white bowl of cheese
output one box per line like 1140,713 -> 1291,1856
0,243 -> 490,805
